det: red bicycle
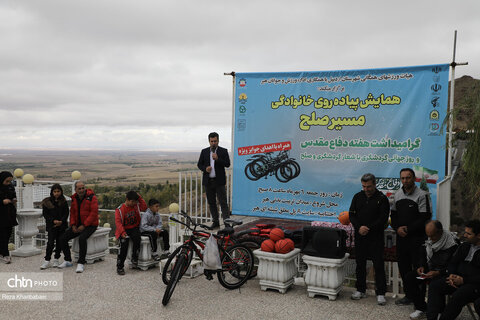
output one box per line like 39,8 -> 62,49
162,212 -> 254,306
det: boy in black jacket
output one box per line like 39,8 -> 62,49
40,184 -> 69,269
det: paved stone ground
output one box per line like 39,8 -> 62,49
1,254 -> 475,320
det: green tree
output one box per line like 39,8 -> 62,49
450,80 -> 480,218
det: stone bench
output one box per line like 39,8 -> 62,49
72,227 -> 111,264
127,235 -> 165,271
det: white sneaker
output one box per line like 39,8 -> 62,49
76,263 -> 84,273
377,295 -> 387,305
409,310 -> 426,320
3,255 -> 11,264
351,291 -> 367,300
58,261 -> 73,268
40,260 -> 50,270
52,259 -> 60,267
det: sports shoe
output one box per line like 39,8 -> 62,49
351,291 -> 367,300
3,255 -> 11,264
209,221 -> 220,229
76,264 -> 84,273
409,310 -> 426,320
52,259 -> 60,267
40,260 -> 50,270
152,254 -> 161,261
58,261 -> 73,268
395,296 -> 413,305
377,295 -> 387,305
117,268 -> 125,275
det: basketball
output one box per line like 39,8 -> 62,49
338,211 -> 350,225
284,238 -> 295,249
269,228 -> 285,242
275,239 -> 293,254
261,239 -> 276,252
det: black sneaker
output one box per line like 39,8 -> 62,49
117,268 -> 125,275
209,222 -> 220,229
152,254 -> 161,261
395,296 -> 412,305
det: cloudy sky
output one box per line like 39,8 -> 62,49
0,0 -> 479,151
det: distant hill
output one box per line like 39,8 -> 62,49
450,75 -> 480,130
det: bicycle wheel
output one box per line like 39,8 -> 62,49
162,246 -> 194,285
162,252 -> 187,306
217,244 -> 254,290
236,237 -> 262,279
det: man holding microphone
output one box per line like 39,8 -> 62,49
197,132 -> 231,229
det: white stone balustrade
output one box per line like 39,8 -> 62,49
11,209 -> 42,257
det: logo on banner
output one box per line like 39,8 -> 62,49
430,123 -> 440,132
430,110 -> 440,121
432,66 -> 442,74
237,119 -> 246,131
239,105 -> 246,114
431,97 -> 440,108
431,84 -> 442,94
239,79 -> 247,87
238,93 -> 247,104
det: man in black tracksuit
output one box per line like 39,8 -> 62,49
391,168 -> 432,305
349,173 -> 390,305
426,220 -> 480,320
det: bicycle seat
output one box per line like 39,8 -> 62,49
224,219 -> 243,227
217,227 -> 235,236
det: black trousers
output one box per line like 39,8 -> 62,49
396,236 -> 424,290
117,228 -> 141,269
354,236 -> 387,295
61,226 -> 97,264
474,298 -> 480,316
141,230 -> 169,253
403,269 -> 428,311
0,226 -> 13,256
45,227 -> 66,261
426,276 -> 480,320
206,178 -> 230,223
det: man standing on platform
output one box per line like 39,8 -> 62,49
197,132 -> 231,229
58,181 -> 99,273
391,168 -> 432,306
349,173 -> 390,305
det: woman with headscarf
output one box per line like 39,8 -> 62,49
0,171 -> 18,264
40,183 -> 69,269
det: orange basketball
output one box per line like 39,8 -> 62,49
261,239 -> 276,252
275,239 -> 293,254
338,211 -> 350,225
284,238 -> 295,249
269,228 -> 285,242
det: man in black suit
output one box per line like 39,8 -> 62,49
197,132 -> 231,229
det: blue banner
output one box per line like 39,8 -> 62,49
232,64 -> 449,222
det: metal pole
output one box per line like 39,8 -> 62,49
225,71 -> 236,216
447,31 -> 457,177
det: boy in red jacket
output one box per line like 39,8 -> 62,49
115,191 -> 147,275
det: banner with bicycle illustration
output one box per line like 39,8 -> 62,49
232,64 -> 449,222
